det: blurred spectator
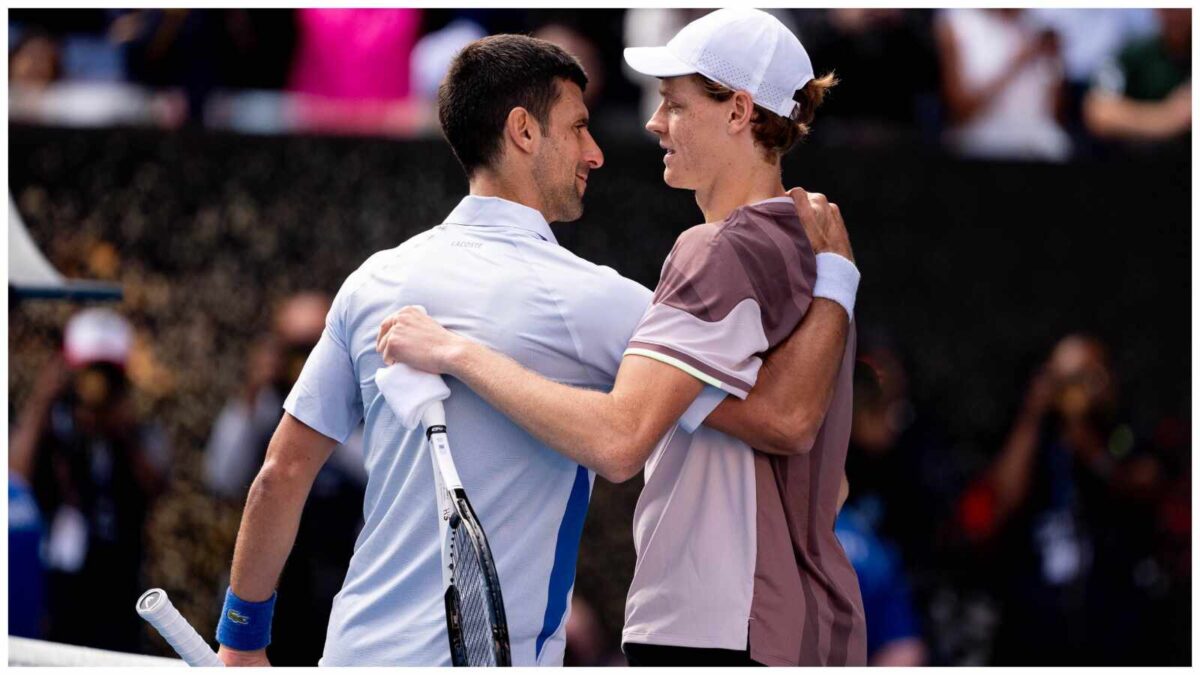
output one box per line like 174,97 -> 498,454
1029,9 -> 1158,98
116,10 -> 225,124
796,9 -> 941,143
10,416 -> 48,640
116,9 -> 296,124
837,338 -> 965,665
203,292 -> 366,666
958,335 -> 1167,664
288,9 -> 420,101
9,309 -> 170,652
284,9 -> 424,135
9,31 -> 63,88
1083,8 -> 1191,143
845,338 -> 960,581
835,506 -> 927,666
1026,9 -> 1159,152
935,9 -> 1072,161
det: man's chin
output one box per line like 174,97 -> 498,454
558,198 -> 585,223
662,169 -> 687,190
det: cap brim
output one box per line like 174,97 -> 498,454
623,47 -> 697,78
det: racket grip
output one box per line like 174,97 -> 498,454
421,401 -> 447,430
137,588 -> 224,667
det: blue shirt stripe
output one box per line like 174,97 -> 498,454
535,465 -> 591,658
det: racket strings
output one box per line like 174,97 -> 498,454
451,522 -> 497,666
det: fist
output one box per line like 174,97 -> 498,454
376,306 -> 464,374
217,645 -> 270,667
788,187 -> 854,262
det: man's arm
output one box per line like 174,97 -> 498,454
704,187 -> 857,455
1083,84 -> 1191,141
9,356 -> 68,480
378,311 -> 702,483
704,298 -> 849,454
217,413 -> 337,666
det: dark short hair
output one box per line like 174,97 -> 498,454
438,34 -> 588,177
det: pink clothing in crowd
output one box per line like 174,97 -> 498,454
289,9 -> 422,101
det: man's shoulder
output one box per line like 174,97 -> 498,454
338,231 -> 440,297
668,205 -> 806,273
529,241 -> 650,296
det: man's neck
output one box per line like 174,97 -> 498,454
468,170 -> 550,222
694,158 -> 786,224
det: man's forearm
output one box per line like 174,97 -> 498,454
704,299 -> 850,454
1084,93 -> 1186,140
446,342 -> 690,482
227,415 -> 334,602
987,411 -> 1043,525
228,466 -> 310,602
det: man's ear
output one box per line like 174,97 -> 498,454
505,107 -> 539,156
728,91 -> 754,134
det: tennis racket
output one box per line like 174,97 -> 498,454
136,588 -> 224,667
421,401 -> 511,667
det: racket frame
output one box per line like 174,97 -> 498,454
423,402 -> 512,667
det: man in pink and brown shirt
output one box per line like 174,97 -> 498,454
378,8 -> 866,666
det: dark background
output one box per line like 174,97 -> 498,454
9,122 -> 1190,658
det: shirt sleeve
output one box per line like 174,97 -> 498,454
624,222 -> 808,399
283,283 -> 364,444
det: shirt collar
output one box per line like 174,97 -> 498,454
442,195 -> 557,245
752,196 -> 793,206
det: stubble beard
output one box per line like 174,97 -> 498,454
533,157 -> 584,223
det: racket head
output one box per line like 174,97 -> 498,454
444,493 -> 511,667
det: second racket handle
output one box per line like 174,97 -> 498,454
136,588 -> 224,667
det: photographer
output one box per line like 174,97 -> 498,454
959,334 -> 1164,664
10,308 -> 170,652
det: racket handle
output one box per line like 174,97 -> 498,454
136,588 -> 224,667
421,400 -> 447,430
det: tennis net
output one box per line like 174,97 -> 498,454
8,636 -> 184,667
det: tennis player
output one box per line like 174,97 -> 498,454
377,9 -> 867,667
216,30 -> 851,668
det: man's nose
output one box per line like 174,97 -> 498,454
583,132 -> 604,170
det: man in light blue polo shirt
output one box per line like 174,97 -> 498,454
215,34 -> 849,667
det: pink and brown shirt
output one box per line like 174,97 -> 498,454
621,197 -> 866,666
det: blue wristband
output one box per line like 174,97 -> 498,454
216,587 -> 275,651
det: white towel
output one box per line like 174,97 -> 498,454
375,363 -> 451,429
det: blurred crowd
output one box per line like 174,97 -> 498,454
10,297 -> 1189,665
835,332 -> 1189,665
8,8 -> 1191,157
7,7 -> 1191,668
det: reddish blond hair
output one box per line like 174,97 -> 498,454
697,72 -> 837,162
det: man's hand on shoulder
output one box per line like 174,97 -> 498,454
218,645 -> 270,667
377,306 -> 472,375
788,187 -> 854,263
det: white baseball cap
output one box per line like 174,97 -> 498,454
64,308 -> 133,367
623,8 -> 815,119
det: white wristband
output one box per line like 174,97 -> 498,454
813,253 -> 860,319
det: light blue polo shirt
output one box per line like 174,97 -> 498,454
283,195 -> 653,666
